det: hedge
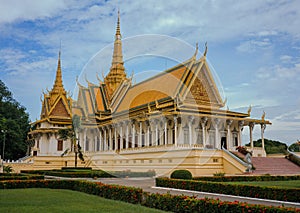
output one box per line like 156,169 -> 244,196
21,169 -> 155,178
0,173 -> 44,181
0,180 -> 298,213
0,180 -> 142,204
193,175 -> 300,182
156,178 -> 300,202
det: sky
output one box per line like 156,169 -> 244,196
0,0 -> 299,145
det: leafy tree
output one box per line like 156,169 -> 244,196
245,138 -> 288,154
58,114 -> 84,167
0,80 -> 30,160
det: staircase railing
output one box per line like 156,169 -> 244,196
287,147 -> 300,160
222,146 -> 251,168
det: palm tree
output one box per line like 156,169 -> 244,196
58,115 -> 84,167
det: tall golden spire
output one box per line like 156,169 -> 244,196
104,10 -> 127,96
51,50 -> 66,94
49,50 -> 66,107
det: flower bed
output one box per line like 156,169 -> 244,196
156,178 -> 300,202
0,180 -> 298,212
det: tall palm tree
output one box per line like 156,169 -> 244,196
58,115 -> 84,167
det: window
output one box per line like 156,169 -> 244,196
57,140 -> 63,151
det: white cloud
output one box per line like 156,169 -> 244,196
280,55 -> 293,63
0,0 -> 69,23
236,39 -> 272,53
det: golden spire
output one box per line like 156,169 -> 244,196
51,50 -> 66,94
104,10 -> 127,96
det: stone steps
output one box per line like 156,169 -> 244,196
251,157 -> 300,175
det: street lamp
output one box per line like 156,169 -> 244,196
1,130 -> 7,169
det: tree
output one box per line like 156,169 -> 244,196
0,80 -> 30,160
58,114 -> 84,167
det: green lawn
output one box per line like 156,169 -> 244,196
0,188 -> 165,213
225,180 -> 300,189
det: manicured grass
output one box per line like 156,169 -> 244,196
0,188 -> 165,213
225,180 -> 300,189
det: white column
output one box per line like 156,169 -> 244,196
103,127 -> 107,151
174,116 -> 178,146
201,117 -> 207,148
120,123 -> 123,150
99,128 -> 103,151
114,124 -> 117,150
226,120 -> 233,150
94,133 -> 97,152
249,122 -> 255,150
146,121 -> 150,147
214,118 -> 220,149
155,120 -> 159,146
109,126 -> 112,151
188,116 -> 194,146
163,118 -> 168,145
125,121 -> 129,149
238,121 -> 244,146
261,123 -> 266,151
132,120 -> 136,148
139,121 -> 142,147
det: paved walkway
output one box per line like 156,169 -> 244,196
46,176 -> 300,209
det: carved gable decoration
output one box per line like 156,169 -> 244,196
50,98 -> 70,117
182,60 -> 223,108
186,75 -> 211,105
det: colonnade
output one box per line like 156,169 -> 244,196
78,116 -> 266,153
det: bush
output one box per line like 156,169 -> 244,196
156,178 -> 300,202
0,173 -> 44,181
213,172 -> 225,177
170,170 -> 192,180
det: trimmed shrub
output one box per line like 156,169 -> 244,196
170,170 -> 192,180
0,173 -> 44,181
156,177 -> 300,203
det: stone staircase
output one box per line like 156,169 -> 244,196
251,157 -> 300,175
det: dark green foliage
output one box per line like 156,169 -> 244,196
21,169 -> 156,178
0,80 -> 30,160
170,170 -> 192,180
156,177 -> 300,202
289,142 -> 300,152
245,138 -> 288,154
0,173 -> 44,180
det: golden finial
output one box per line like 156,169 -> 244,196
247,105 -> 252,115
193,42 -> 198,59
204,42 -> 208,56
262,111 -> 266,121
148,103 -> 152,113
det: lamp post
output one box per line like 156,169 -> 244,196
1,130 -> 7,171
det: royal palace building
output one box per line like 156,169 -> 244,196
26,12 -> 271,176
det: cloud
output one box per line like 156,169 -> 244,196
0,0 -> 69,24
236,39 -> 272,53
280,55 -> 293,63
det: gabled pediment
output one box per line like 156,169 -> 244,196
177,57 -> 224,109
48,95 -> 72,118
